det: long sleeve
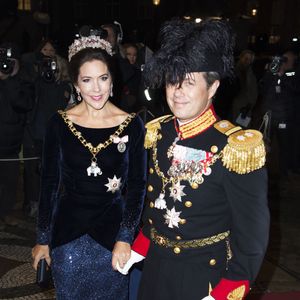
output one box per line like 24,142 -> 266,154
116,116 -> 147,244
210,166 -> 269,299
222,167 -> 270,282
36,114 -> 61,245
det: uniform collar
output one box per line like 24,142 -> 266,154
175,106 -> 217,140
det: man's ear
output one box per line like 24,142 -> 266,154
208,80 -> 220,100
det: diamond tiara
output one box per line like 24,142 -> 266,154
68,35 -> 113,61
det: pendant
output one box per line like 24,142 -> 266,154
87,161 -> 102,177
117,141 -> 126,153
154,193 -> 167,210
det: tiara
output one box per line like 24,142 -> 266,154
68,35 -> 113,61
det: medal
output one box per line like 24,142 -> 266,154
117,141 -> 126,153
113,135 -> 128,153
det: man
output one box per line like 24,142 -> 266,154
231,49 -> 258,123
260,50 -> 300,178
0,42 -> 34,227
118,19 -> 270,300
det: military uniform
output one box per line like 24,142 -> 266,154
133,106 -> 269,300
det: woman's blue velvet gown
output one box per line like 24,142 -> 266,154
36,112 -> 147,299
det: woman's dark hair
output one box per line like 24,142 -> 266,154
68,48 -> 115,84
123,43 -> 138,52
36,39 -> 56,54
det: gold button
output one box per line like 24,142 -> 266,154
176,235 -> 182,240
157,133 -> 162,140
148,218 -> 153,224
179,218 -> 186,225
147,185 -> 153,192
191,182 -> 199,189
149,202 -> 154,208
185,201 -> 192,208
149,168 -> 154,174
211,145 -> 218,153
209,259 -> 217,266
173,247 -> 181,254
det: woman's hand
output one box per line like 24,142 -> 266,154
112,241 -> 131,270
32,244 -> 51,270
116,250 -> 145,275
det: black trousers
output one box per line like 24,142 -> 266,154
0,160 -> 20,218
138,240 -> 228,300
270,120 -> 293,176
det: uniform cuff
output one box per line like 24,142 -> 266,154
131,230 -> 150,257
210,278 -> 250,300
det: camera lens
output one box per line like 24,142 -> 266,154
43,70 -> 54,82
0,59 -> 15,75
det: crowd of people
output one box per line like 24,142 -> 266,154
0,16 -> 299,300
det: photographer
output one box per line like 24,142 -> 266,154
259,50 -> 300,179
0,42 -> 34,227
21,39 -> 72,216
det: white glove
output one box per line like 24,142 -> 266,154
201,296 -> 215,300
116,250 -> 145,275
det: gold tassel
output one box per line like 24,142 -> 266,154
221,129 -> 266,174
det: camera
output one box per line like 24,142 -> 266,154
37,56 -> 58,82
269,55 -> 288,74
78,25 -> 108,39
0,47 -> 16,75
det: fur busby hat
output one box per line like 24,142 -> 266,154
143,18 -> 235,88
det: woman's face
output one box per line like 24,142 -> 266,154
125,46 -> 137,65
75,59 -> 112,110
40,42 -> 56,57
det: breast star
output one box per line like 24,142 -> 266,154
169,182 -> 186,202
164,207 -> 182,228
105,175 -> 122,193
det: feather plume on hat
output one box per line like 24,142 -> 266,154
143,18 -> 235,88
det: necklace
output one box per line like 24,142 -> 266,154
151,130 -> 220,224
59,110 -> 135,176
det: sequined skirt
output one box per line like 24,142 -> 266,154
51,234 -> 128,300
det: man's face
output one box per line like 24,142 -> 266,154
281,52 -> 297,72
165,72 -> 219,122
240,53 -> 254,67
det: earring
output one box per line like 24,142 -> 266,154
77,90 -> 82,102
110,85 -> 113,97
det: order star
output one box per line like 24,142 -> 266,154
169,182 -> 186,202
164,207 -> 182,228
105,175 -> 122,193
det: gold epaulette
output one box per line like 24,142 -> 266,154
214,120 -> 266,174
144,115 -> 173,149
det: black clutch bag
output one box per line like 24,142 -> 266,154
36,258 -> 52,288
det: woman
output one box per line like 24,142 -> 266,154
119,43 -> 142,112
123,43 -> 138,65
32,35 -> 147,299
